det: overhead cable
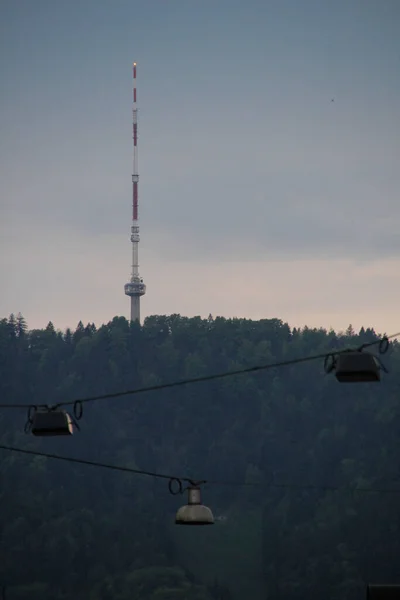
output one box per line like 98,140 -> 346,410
0,444 -> 399,496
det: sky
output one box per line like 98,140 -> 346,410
1,0 -> 399,335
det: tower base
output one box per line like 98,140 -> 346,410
130,295 -> 141,323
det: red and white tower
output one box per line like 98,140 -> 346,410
124,62 -> 146,322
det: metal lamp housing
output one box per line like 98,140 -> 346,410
335,352 -> 380,383
175,486 -> 214,526
31,410 -> 74,436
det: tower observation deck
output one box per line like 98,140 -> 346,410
124,61 -> 146,322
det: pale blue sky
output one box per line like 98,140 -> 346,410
1,0 -> 399,333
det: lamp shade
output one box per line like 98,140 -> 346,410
31,409 -> 74,436
175,486 -> 214,526
335,352 -> 380,382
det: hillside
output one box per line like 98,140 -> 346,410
0,313 -> 399,600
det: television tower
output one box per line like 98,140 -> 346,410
124,62 -> 146,322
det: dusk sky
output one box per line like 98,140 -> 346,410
1,0 -> 399,335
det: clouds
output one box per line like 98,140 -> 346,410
1,221 -> 399,336
140,108 -> 400,262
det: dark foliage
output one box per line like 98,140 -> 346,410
0,312 -> 399,599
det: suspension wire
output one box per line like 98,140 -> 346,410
0,331 -> 398,411
1,444 -> 399,496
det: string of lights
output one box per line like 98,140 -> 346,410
1,332 -> 399,524
0,444 -> 399,496
0,331 -> 398,412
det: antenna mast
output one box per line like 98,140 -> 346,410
124,62 -> 146,322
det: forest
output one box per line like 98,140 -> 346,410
0,312 -> 399,600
